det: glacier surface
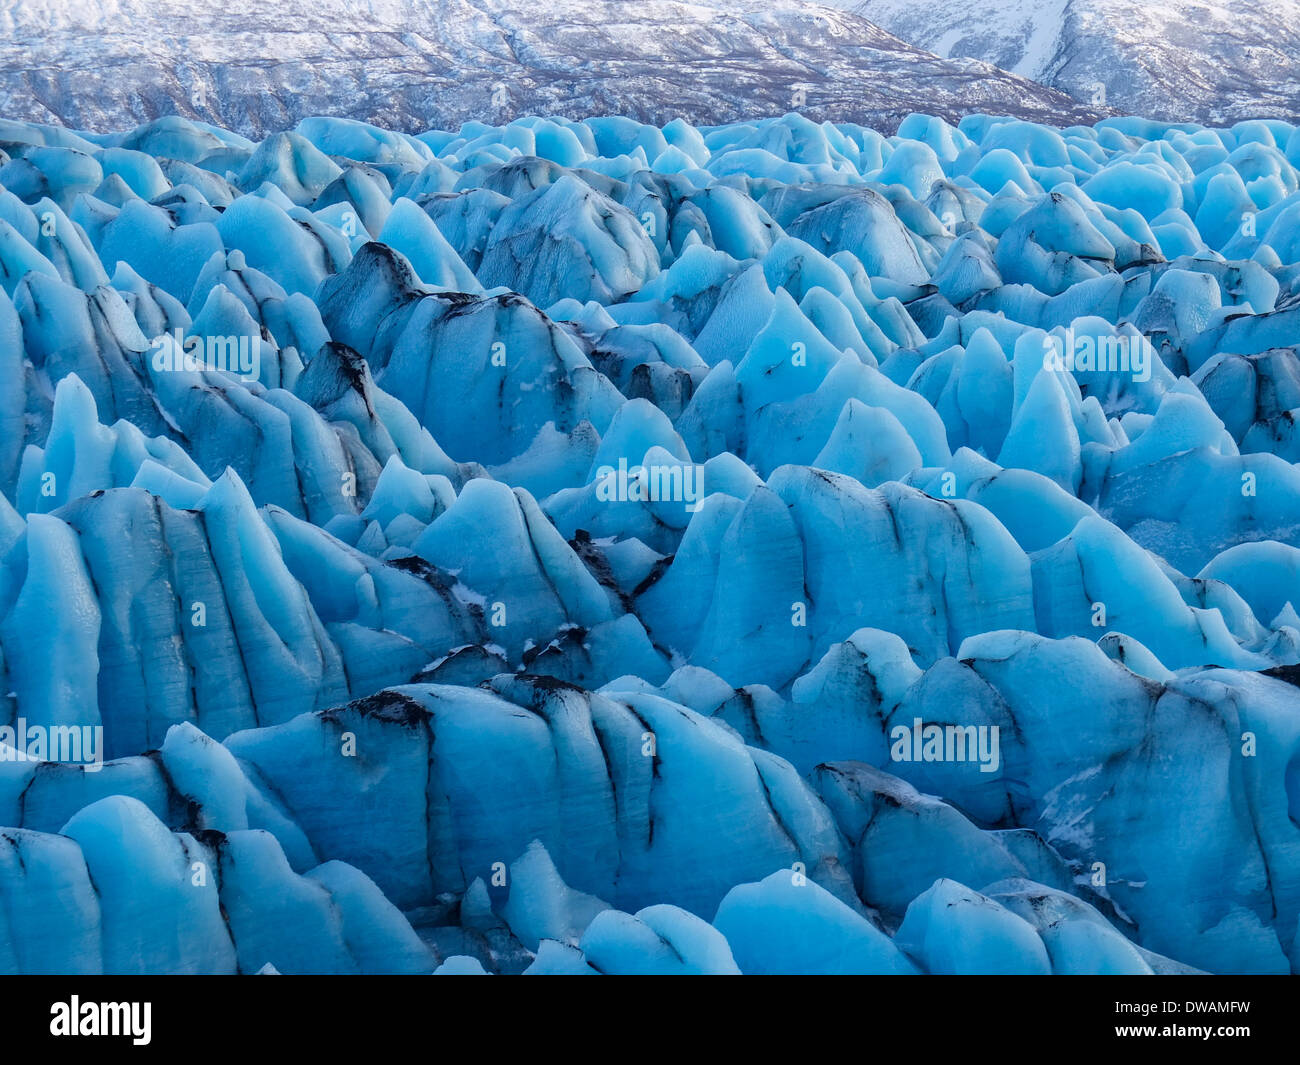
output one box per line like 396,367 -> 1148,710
2,108 -> 1300,974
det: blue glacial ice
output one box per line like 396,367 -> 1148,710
2,110 -> 1300,974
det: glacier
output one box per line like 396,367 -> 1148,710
1,108 -> 1300,975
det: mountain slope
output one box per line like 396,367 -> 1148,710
849,0 -> 1300,124
0,0 -> 1105,136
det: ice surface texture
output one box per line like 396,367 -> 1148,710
2,110 -> 1300,974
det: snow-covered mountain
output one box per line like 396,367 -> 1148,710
0,0 -> 1104,137
848,0 -> 1300,125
